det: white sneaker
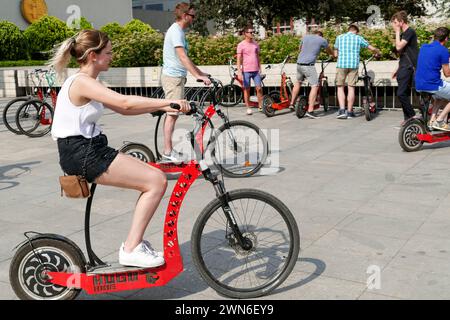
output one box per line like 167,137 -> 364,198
161,149 -> 185,164
119,242 -> 165,268
246,108 -> 253,115
142,240 -> 164,258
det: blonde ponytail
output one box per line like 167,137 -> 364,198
46,30 -> 110,78
47,36 -> 76,76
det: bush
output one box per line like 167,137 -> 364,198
259,34 -> 300,64
23,15 -> 73,60
111,32 -> 164,67
123,19 -> 157,34
0,21 -> 28,60
188,33 -> 240,65
100,22 -> 125,40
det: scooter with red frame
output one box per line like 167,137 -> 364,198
9,99 -> 300,300
399,92 -> 450,152
261,55 -> 294,117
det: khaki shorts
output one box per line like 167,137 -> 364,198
336,68 -> 359,86
161,74 -> 187,115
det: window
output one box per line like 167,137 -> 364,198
145,4 -> 163,10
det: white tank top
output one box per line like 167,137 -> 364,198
51,73 -> 103,140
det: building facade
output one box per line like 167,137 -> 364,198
0,0 -> 132,29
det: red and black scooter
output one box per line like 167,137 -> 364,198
9,100 -> 300,300
399,92 -> 450,152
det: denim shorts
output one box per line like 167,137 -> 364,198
434,81 -> 450,100
243,71 -> 262,88
57,134 -> 119,183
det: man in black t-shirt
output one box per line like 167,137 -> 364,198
391,11 -> 419,121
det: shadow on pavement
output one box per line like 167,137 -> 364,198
0,161 -> 41,190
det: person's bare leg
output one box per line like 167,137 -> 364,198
256,86 -> 263,109
337,86 -> 346,109
308,86 -> 319,112
95,153 -> 168,252
163,114 -> 178,155
347,86 -> 355,113
290,82 -> 301,106
430,99 -> 444,123
436,101 -> 450,122
243,87 -> 251,107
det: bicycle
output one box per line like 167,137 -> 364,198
261,55 -> 294,117
14,69 -> 57,138
2,69 -> 55,135
398,92 -> 450,152
9,103 -> 300,300
295,59 -> 331,118
358,55 -> 378,121
217,56 -> 267,108
120,76 -> 269,178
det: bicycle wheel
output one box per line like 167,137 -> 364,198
295,96 -> 307,118
398,119 -> 425,152
321,81 -> 329,112
209,120 -> 268,178
2,97 -> 33,134
10,238 -> 85,300
218,84 -> 243,107
268,90 -> 281,103
119,143 -> 156,163
262,94 -> 276,117
16,100 -> 54,138
191,189 -> 300,299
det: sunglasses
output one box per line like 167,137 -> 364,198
186,13 -> 196,18
246,31 -> 255,34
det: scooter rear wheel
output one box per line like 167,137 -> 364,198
398,119 -> 426,152
119,143 -> 156,163
10,238 -> 85,300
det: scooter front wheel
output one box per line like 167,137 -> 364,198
191,189 -> 300,299
10,238 -> 85,300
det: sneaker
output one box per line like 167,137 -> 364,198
246,108 -> 253,115
337,109 -> 347,119
161,149 -> 185,164
347,111 -> 356,118
431,120 -> 450,132
119,242 -> 165,268
305,111 -> 319,119
142,240 -> 164,258
289,104 -> 295,110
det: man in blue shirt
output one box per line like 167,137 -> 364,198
161,2 -> 210,162
334,25 -> 380,119
415,27 -> 450,131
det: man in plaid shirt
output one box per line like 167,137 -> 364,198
334,25 -> 381,119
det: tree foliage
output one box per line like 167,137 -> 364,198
192,0 -> 438,33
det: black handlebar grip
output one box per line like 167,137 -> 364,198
170,103 -> 181,110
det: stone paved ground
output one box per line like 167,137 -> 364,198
1,101 -> 450,300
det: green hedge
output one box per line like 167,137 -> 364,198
1,16 -> 449,67
0,21 -> 28,61
0,60 -> 46,68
